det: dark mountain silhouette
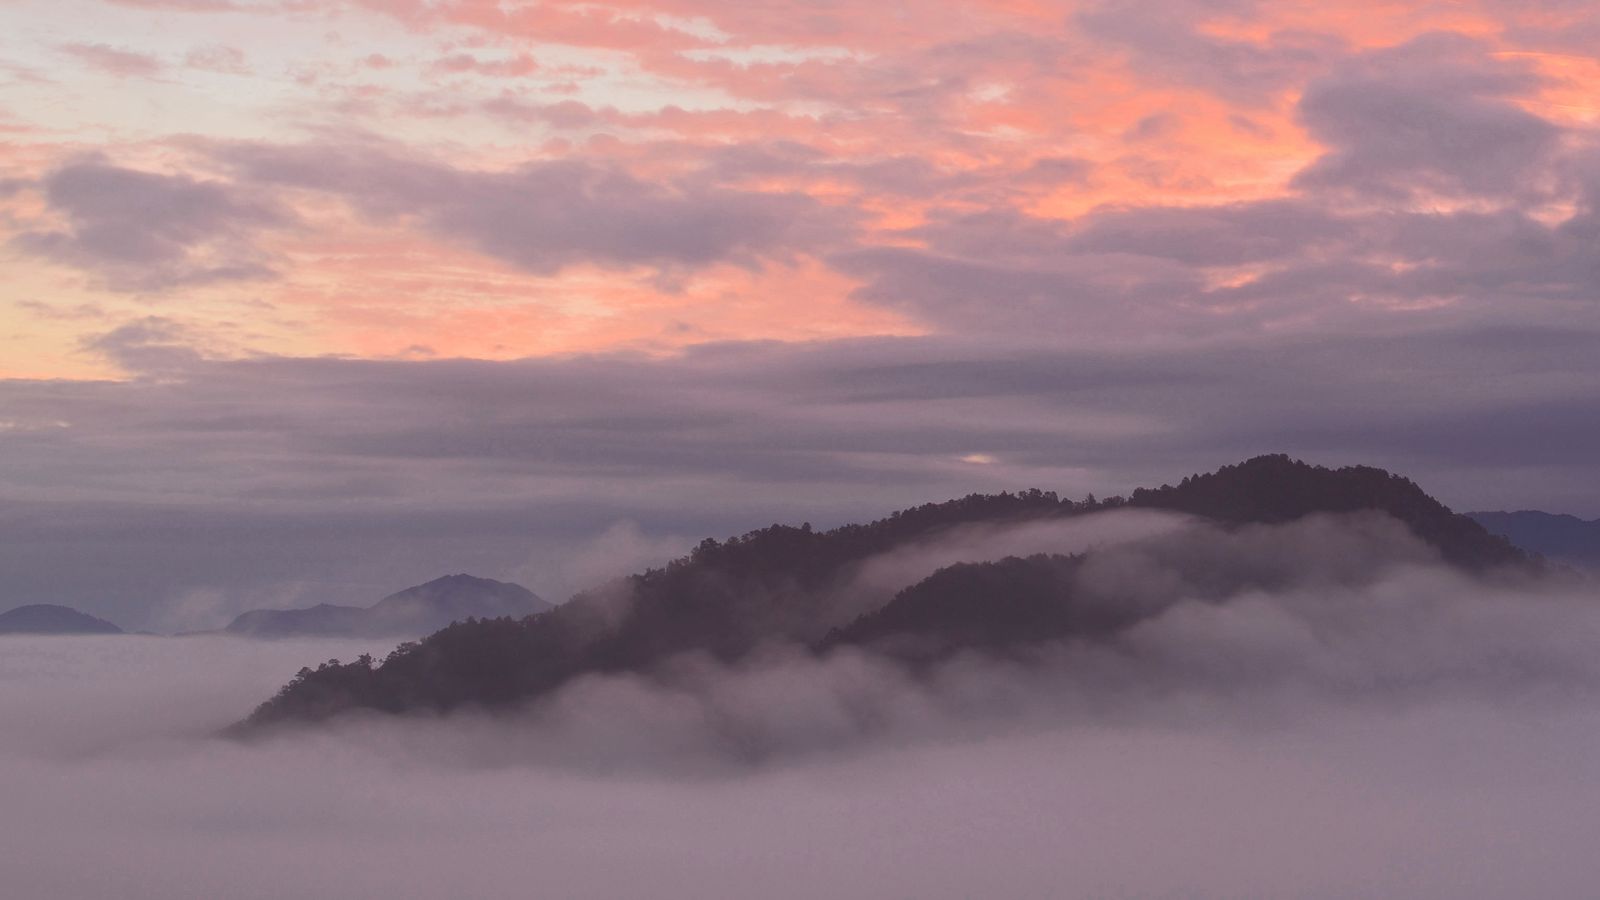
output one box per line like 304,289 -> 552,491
235,456 -> 1529,732
1469,510 -> 1600,569
1125,455 -> 1525,571
0,604 -> 124,635
225,574 -> 551,639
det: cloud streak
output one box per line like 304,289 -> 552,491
213,142 -> 849,276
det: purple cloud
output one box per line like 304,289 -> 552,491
215,142 -> 850,275
1293,34 -> 1559,202
13,161 -> 288,291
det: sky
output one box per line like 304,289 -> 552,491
3,0 -> 1600,625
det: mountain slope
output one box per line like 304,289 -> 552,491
0,604 -> 124,635
1469,510 -> 1600,568
236,456 -> 1528,732
818,554 -> 1112,659
225,575 -> 551,638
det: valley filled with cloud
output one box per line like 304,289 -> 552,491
5,512 -> 1600,898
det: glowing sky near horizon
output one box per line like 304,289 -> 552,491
3,0 -> 1597,378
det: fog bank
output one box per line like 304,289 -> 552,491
5,531 -> 1600,899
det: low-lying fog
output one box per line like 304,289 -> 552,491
5,516 -> 1600,899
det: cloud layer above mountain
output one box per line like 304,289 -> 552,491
5,324 -> 1599,625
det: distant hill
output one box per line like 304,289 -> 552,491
226,603 -> 369,637
225,574 -> 551,639
235,456 -> 1530,732
1469,511 -> 1600,568
0,604 -> 123,635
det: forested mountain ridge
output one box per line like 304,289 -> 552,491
235,455 -> 1529,732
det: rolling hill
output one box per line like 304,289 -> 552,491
0,604 -> 124,635
225,574 -> 551,639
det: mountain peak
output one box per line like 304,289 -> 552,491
1127,455 -> 1524,570
421,573 -> 494,586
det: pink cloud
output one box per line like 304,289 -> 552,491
430,52 -> 542,77
185,45 -> 251,75
59,43 -> 166,78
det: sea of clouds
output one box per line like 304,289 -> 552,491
4,514 -> 1600,898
